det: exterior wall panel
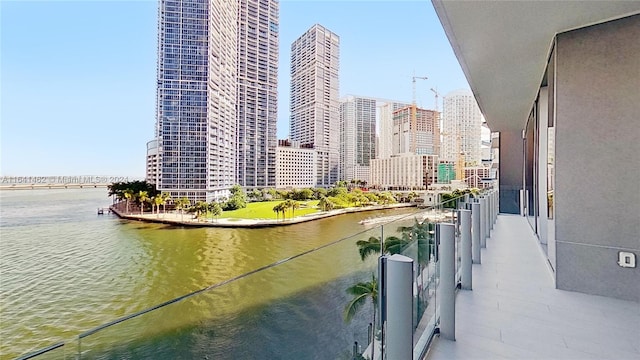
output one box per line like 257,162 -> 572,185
555,14 -> 640,301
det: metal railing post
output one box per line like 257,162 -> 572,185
459,209 -> 472,290
471,202 -> 481,264
479,197 -> 487,248
485,195 -> 491,239
489,191 -> 494,231
438,223 -> 456,341
494,190 -> 497,223
379,254 -> 414,359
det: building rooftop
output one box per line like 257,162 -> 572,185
426,215 -> 640,359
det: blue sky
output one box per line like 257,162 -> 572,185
1,0 -> 470,177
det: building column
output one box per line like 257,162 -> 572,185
498,130 -> 524,214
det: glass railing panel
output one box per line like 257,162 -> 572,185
15,341 -> 75,360
18,195 -> 486,360
455,208 -> 462,284
379,206 -> 442,359
75,226 -> 385,360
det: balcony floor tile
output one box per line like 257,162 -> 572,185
426,214 -> 640,360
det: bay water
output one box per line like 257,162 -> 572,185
0,189 -> 418,359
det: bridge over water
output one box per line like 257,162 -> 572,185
0,176 -> 142,190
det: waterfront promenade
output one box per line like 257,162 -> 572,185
110,203 -> 417,228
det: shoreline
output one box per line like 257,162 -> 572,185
109,203 -> 418,228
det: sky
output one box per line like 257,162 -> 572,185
1,0 -> 472,177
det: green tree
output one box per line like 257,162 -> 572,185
280,199 -> 298,219
160,192 -> 171,214
224,185 -> 247,210
138,191 -> 149,215
356,236 -> 407,262
298,188 -> 314,200
272,202 -> 286,221
343,275 -> 379,360
318,196 -> 335,212
356,194 -> 369,207
328,186 -> 348,197
108,180 -> 158,200
123,189 -> 134,214
364,192 -> 379,204
377,192 -> 396,205
267,188 -> 278,200
397,219 -> 436,300
248,189 -> 263,202
153,195 -> 164,217
345,193 -> 358,207
290,200 -> 300,218
191,201 -> 208,221
209,201 -> 222,222
174,197 -> 190,221
312,187 -> 327,200
335,180 -> 348,188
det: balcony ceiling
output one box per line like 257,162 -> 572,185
431,1 -> 640,132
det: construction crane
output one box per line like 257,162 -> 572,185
430,87 -> 442,154
430,87 -> 440,113
411,74 -> 428,153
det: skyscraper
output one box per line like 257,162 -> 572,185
290,24 -> 340,188
236,0 -> 279,189
155,0 -> 237,202
377,101 -> 411,159
153,0 -> 278,201
339,95 -> 377,183
391,106 -> 440,156
441,89 -> 482,166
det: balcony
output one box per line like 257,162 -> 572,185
426,214 -> 640,360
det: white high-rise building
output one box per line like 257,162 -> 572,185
441,89 -> 483,165
153,0 -> 279,202
155,0 -> 238,202
339,95 -> 377,183
290,24 -> 340,187
236,0 -> 279,190
145,139 -> 160,186
275,140 -> 317,189
378,101 -> 411,159
370,154 -> 439,190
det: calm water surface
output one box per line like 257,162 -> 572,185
0,189 -> 419,359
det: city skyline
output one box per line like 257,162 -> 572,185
1,1 -> 471,177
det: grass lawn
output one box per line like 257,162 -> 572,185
220,200 -> 320,220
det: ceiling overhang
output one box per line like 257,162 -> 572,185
431,1 -> 640,132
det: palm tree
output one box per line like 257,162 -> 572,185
397,219 -> 436,300
123,189 -> 134,214
138,191 -> 149,215
174,197 -> 190,221
318,196 -> 334,212
193,201 -> 208,221
356,235 -> 407,262
273,202 -> 286,221
289,200 -> 300,218
160,192 -> 171,216
344,275 -> 378,360
153,196 -> 163,218
209,201 -> 222,222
